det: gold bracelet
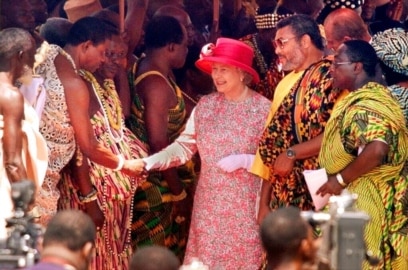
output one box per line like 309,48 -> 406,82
172,189 -> 187,202
78,186 -> 98,204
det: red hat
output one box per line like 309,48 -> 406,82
195,38 -> 260,84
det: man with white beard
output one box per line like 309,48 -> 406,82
0,28 -> 48,240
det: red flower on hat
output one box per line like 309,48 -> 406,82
200,43 -> 215,59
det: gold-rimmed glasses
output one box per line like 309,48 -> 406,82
272,36 -> 297,49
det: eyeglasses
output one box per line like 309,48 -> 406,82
272,36 -> 297,49
332,61 -> 354,68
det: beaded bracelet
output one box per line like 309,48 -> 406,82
78,186 -> 98,204
172,189 -> 187,202
113,154 -> 125,171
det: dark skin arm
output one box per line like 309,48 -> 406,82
68,151 -> 104,228
139,76 -> 185,196
138,74 -> 188,220
55,54 -> 144,175
316,141 -> 388,196
0,86 -> 27,183
125,0 -> 148,57
274,133 -> 323,177
257,180 -> 272,225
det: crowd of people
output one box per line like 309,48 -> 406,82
1,0 -> 408,269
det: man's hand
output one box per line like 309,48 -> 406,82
316,175 -> 343,196
273,152 -> 295,177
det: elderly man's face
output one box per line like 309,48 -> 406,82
274,26 -> 306,72
324,23 -> 344,53
330,44 -> 356,90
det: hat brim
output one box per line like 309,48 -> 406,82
195,57 -> 260,84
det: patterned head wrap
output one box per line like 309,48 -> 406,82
324,0 -> 363,9
371,28 -> 408,76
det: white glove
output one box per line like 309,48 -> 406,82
216,154 -> 255,173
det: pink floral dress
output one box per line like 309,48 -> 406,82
145,91 -> 271,269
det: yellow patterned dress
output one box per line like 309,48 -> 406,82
58,71 -> 147,270
319,82 -> 408,270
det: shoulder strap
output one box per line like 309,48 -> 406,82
134,71 -> 174,89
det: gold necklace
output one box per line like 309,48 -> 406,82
79,70 -> 124,143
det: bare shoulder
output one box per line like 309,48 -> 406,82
0,84 -> 24,114
137,72 -> 175,105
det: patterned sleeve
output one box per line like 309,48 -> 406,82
346,108 -> 391,148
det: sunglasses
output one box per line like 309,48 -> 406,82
272,36 -> 297,49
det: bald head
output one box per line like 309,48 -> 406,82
129,246 -> 180,270
154,5 -> 194,46
324,8 -> 370,51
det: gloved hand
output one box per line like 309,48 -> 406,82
216,154 -> 255,173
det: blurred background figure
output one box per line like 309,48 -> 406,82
129,245 -> 180,270
0,27 -> 47,240
27,210 -> 96,270
371,28 -> 408,123
260,206 -> 318,270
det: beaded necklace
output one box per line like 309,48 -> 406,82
252,34 -> 268,76
181,90 -> 198,105
79,70 -> 124,143
100,177 -> 135,258
59,48 -> 78,74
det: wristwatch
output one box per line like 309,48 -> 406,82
286,148 -> 296,159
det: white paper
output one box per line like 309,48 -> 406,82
303,168 -> 331,210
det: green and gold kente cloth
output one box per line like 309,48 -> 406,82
320,82 -> 408,270
128,69 -> 196,257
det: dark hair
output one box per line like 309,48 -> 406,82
0,28 -> 32,61
144,16 -> 184,49
129,245 -> 180,270
260,206 -> 308,264
43,210 -> 96,251
66,16 -> 117,46
277,14 -> 324,50
39,17 -> 73,47
343,40 -> 378,77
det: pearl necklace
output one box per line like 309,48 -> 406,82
100,176 -> 136,258
79,70 -> 124,143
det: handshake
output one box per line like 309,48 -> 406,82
122,153 -> 255,176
